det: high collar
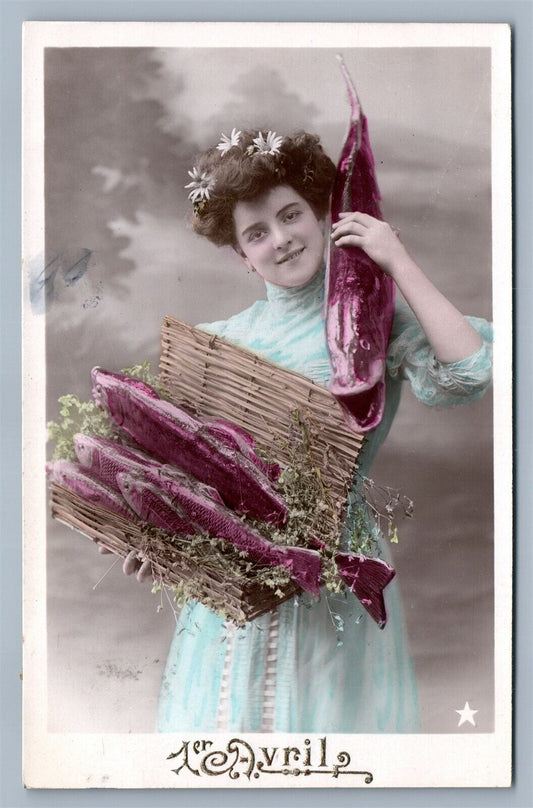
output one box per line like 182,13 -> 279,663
264,266 -> 326,309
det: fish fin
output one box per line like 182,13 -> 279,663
200,420 -> 281,482
336,552 -> 396,628
331,380 -> 387,433
336,53 -> 362,123
284,546 -> 322,597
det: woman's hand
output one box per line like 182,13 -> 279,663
330,212 -> 408,278
331,211 -> 483,363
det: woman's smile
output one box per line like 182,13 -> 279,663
277,246 -> 305,264
233,185 -> 326,288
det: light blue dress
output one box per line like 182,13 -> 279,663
157,268 -> 493,733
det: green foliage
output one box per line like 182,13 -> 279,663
246,410 -> 346,594
47,394 -> 115,461
348,505 -> 380,557
120,361 -> 169,399
47,362 -> 164,460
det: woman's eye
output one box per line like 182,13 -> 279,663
248,230 -> 265,242
284,209 -> 300,222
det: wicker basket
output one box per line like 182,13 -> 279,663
51,318 -> 364,624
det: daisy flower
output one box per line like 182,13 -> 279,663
251,131 -> 284,156
184,167 -> 215,203
216,128 -> 242,155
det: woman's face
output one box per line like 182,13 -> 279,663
233,185 -> 326,288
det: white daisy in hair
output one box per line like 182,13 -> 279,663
184,167 -> 215,202
251,130 -> 284,156
216,128 -> 242,155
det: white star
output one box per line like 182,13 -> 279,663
455,701 -> 478,727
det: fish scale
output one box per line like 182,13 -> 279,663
200,419 -> 281,482
117,474 -> 197,536
75,434 -> 160,487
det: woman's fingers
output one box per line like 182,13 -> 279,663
329,213 -> 406,275
122,550 -> 153,582
136,559 -> 153,583
123,549 -> 141,576
331,220 -> 367,241
334,211 -> 375,226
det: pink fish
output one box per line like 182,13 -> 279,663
74,433 -> 159,477
74,434 -> 318,588
326,56 -> 396,432
117,471 -> 322,596
46,459 -> 139,522
116,473 -> 197,536
309,534 -> 395,627
91,367 -> 288,527
74,433 -> 227,506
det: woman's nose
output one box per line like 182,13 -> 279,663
272,225 -> 291,249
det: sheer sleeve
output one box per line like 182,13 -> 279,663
386,300 -> 493,408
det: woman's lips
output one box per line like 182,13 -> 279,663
277,247 -> 305,264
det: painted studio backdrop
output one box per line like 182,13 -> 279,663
44,47 -> 493,733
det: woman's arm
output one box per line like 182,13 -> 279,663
330,212 -> 483,363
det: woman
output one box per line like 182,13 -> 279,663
156,129 -> 493,733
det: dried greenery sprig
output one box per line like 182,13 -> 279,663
357,472 -> 414,545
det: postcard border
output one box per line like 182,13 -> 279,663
2,1 -> 531,806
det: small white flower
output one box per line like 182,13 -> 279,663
251,130 -> 284,156
184,167 -> 215,203
216,128 -> 242,155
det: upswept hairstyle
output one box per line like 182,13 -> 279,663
189,130 -> 337,247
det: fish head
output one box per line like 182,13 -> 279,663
91,366 -> 129,403
73,433 -> 96,467
91,366 -> 112,409
45,460 -> 63,484
115,471 -> 144,515
46,459 -> 82,487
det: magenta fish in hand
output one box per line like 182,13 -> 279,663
91,368 -> 288,527
326,56 -> 395,432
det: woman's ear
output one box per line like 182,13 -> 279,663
232,245 -> 255,273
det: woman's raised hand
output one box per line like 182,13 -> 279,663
331,213 -> 484,363
330,212 -> 408,277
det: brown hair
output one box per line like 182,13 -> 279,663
189,130 -> 336,247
